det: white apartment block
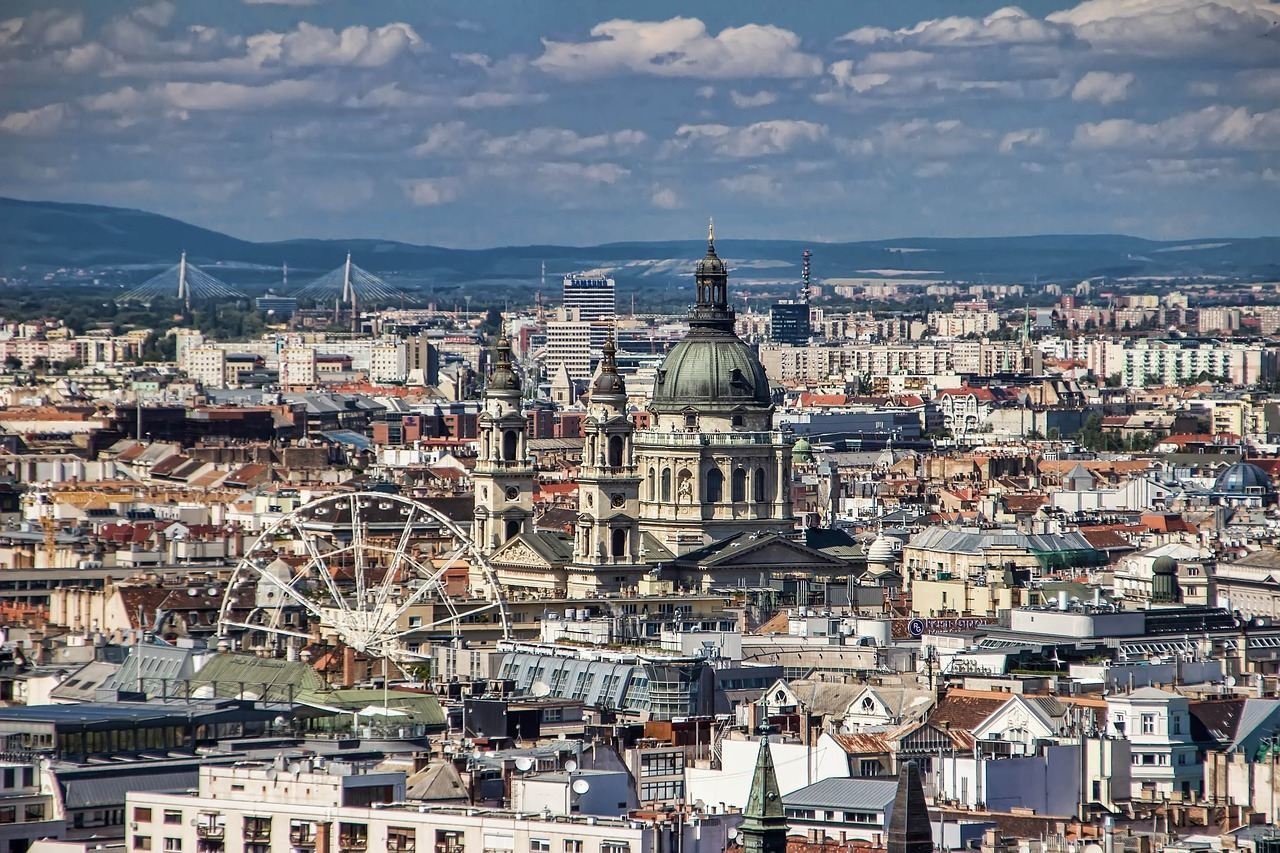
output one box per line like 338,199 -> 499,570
1197,307 -> 1242,335
544,318 -> 612,384
279,346 -> 317,389
1087,338 -> 1277,386
758,341 -> 1038,384
1105,688 -> 1201,800
182,346 -> 228,388
928,311 -> 1000,338
369,340 -> 408,384
125,761 -> 726,853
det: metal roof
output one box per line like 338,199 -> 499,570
783,777 -> 898,811
62,769 -> 198,808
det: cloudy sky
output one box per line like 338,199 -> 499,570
1,0 -> 1278,246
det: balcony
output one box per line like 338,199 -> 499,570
635,430 -> 788,448
196,822 -> 225,840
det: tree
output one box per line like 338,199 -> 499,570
2,355 -> 20,370
480,307 -> 503,335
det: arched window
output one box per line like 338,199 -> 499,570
754,467 -> 767,503
608,434 -> 624,468
732,468 -> 747,502
505,519 -> 521,540
706,468 -> 724,503
661,467 -> 672,503
502,430 -> 518,462
647,467 -> 656,500
611,528 -> 626,559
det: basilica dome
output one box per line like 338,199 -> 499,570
650,221 -> 773,414
651,328 -> 772,412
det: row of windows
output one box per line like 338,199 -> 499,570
645,466 -> 769,504
640,780 -> 684,801
0,804 -> 46,823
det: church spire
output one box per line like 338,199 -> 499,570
691,219 -> 733,331
485,330 -> 522,400
739,738 -> 787,853
887,761 -> 933,853
590,330 -> 626,403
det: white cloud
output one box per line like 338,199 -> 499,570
0,103 -> 68,135
413,123 -> 646,159
411,121 -> 474,156
840,6 -> 1066,48
1073,105 -> 1280,151
999,127 -> 1048,153
843,117 -> 993,158
718,172 -> 782,198
674,119 -> 826,157
827,60 -> 891,94
914,161 -> 951,178
536,162 -> 630,185
534,17 -> 821,79
729,90 -> 777,108
1047,0 -> 1280,61
243,0 -> 318,5
344,83 -> 435,109
695,85 -> 715,98
84,79 -> 331,113
403,178 -> 459,206
456,91 -> 548,109
1071,71 -> 1135,104
264,22 -> 425,68
0,10 -> 84,52
650,186 -> 680,209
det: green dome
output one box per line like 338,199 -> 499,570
651,327 -> 772,412
792,437 -> 814,462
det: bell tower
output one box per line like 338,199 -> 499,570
573,334 -> 641,568
473,333 -> 533,555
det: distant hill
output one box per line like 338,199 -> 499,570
2,196 -> 1277,289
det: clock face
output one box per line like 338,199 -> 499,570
611,493 -> 625,508
505,486 -> 519,500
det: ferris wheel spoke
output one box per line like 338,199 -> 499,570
349,495 -> 368,606
374,504 -> 417,619
291,515 -> 350,615
218,492 -> 511,657
390,600 -> 501,639
221,620 -> 314,642
255,564 -> 328,622
375,544 -> 466,634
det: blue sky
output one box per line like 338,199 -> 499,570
1,0 -> 1277,247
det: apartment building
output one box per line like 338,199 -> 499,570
126,759 -> 726,853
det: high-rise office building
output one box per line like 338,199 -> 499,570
563,275 -> 616,322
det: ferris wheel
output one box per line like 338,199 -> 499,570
217,492 -> 509,665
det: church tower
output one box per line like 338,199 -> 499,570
472,333 -> 533,556
635,221 -> 795,555
739,738 -> 787,853
573,335 -> 641,570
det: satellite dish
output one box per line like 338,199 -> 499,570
571,779 -> 591,795
529,681 -> 552,698
514,757 -> 534,772
1225,676 -> 1237,687
564,759 -> 578,772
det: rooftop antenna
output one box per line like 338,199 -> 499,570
801,248 -> 812,302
